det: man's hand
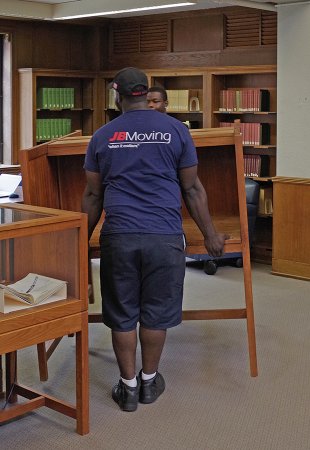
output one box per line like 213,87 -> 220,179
204,233 -> 229,258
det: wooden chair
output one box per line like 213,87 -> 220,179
20,123 -> 257,378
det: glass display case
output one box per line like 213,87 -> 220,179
0,203 -> 89,435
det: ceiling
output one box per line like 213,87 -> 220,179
0,0 -> 307,22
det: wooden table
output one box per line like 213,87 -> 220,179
0,204 -> 89,435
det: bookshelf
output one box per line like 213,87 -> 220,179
208,67 -> 277,263
101,66 -> 276,177
18,68 -> 100,149
149,70 -> 205,129
209,67 -> 277,178
87,66 -> 277,263
100,69 -> 206,129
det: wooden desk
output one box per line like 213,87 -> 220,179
0,204 -> 89,434
181,126 -> 257,377
20,126 -> 257,376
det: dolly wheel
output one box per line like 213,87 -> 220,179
235,257 -> 243,268
203,260 -> 217,275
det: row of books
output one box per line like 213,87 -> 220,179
220,122 -> 270,146
106,88 -> 203,112
37,87 -> 75,110
259,187 -> 273,215
36,118 -> 71,141
244,155 -> 261,177
166,89 -> 203,112
218,89 -> 270,113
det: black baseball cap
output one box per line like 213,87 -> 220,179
110,67 -> 148,96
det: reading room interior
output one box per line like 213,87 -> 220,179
0,1 -> 309,449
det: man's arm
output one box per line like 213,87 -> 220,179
82,170 -> 104,240
179,165 -> 228,257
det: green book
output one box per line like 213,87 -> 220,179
50,118 -> 56,139
54,88 -> 61,109
69,87 -> 75,108
51,88 -> 57,109
59,88 -> 65,109
46,88 -> 52,109
36,119 -> 43,141
37,88 -> 43,109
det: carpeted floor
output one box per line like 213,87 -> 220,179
1,262 -> 309,450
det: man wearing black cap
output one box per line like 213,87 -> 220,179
82,67 -> 226,412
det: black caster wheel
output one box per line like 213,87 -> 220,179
235,257 -> 243,268
203,260 -> 217,275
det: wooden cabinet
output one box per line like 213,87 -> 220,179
272,177 -> 310,280
18,68 -> 100,149
0,203 -> 89,434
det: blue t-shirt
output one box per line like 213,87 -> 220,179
84,109 -> 198,235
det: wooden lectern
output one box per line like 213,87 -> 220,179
20,124 -> 257,377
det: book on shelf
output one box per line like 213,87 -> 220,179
219,89 -> 270,112
243,155 -> 261,177
220,122 -> 270,146
0,273 -> 67,314
36,118 -> 72,141
166,90 -> 191,112
37,87 -> 75,110
259,187 -> 273,215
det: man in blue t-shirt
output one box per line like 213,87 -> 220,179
82,67 -> 227,412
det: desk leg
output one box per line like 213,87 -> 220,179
242,254 -> 258,377
76,312 -> 89,435
5,352 -> 18,403
0,355 -> 4,398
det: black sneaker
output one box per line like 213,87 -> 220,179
139,371 -> 165,404
112,378 -> 140,412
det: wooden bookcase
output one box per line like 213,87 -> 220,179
18,68 -> 100,150
100,65 -> 277,263
0,203 -> 89,434
18,66 -> 276,264
149,70 -> 205,129
209,66 -> 277,178
100,66 -> 277,175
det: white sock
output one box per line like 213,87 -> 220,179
121,376 -> 137,388
141,371 -> 156,381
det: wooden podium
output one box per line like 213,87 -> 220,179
20,125 -> 257,377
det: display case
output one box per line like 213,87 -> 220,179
0,203 -> 89,435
